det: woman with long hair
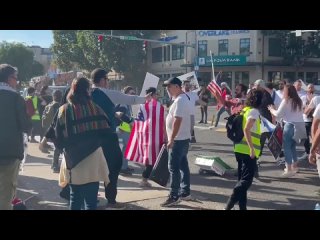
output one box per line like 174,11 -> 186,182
268,84 -> 304,178
225,89 -> 263,210
55,77 -> 111,210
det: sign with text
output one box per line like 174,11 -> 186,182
178,71 -> 200,92
196,55 -> 246,66
132,72 -> 159,117
198,30 -> 250,37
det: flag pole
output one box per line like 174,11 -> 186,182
209,50 -> 216,127
210,50 -> 215,80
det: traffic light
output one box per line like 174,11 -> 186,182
98,35 -> 104,49
142,41 -> 147,51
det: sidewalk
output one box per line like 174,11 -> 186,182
17,142 -> 215,210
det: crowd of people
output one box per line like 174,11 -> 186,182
1,62 -> 320,210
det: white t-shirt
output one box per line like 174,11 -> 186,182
276,90 -> 284,100
184,91 -> 199,116
246,108 -> 260,132
272,90 -> 282,109
297,90 -> 306,99
313,104 -> 320,119
273,99 -> 304,123
308,96 -> 320,109
166,93 -> 191,140
301,95 -> 316,122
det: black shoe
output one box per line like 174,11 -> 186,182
204,121 -> 207,124
120,168 -> 133,175
160,196 -> 181,207
190,138 -> 196,143
198,120 -> 203,124
53,167 -> 60,173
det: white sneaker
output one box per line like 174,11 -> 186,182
280,170 -> 295,178
298,153 -> 309,161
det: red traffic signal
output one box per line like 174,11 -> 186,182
98,35 -> 104,42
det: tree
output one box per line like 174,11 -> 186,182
52,30 -> 159,89
32,60 -> 44,77
0,41 -> 36,82
261,30 -> 320,62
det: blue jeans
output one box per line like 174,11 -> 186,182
283,123 -> 297,165
215,106 -> 230,127
117,129 -> 130,170
168,139 -> 190,198
69,182 -> 99,210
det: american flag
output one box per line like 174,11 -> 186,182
124,99 -> 164,166
207,71 -> 222,96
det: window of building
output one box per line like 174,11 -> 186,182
218,39 -> 228,56
283,72 -> 295,83
171,73 -> 185,77
172,44 -> 184,60
235,71 -> 250,87
306,72 -> 318,84
163,45 -> 171,62
221,72 -> 232,91
240,38 -> 250,56
198,40 -> 207,57
268,38 -> 282,57
268,71 -> 281,82
297,72 -> 304,80
152,47 -> 162,63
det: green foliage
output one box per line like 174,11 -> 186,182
261,30 -> 320,64
52,30 -> 159,88
0,41 -> 44,82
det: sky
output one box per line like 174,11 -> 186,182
0,30 -> 53,48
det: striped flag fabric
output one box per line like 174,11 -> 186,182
124,99 -> 165,166
207,71 -> 222,96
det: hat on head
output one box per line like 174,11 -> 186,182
163,77 -> 182,87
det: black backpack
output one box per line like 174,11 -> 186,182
225,108 -> 248,143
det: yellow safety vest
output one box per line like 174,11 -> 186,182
26,96 -> 41,121
234,107 -> 261,158
119,122 -> 131,133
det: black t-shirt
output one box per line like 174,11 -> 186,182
259,90 -> 274,122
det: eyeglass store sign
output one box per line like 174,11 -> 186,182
198,30 -> 250,37
196,56 -> 246,66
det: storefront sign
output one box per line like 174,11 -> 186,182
196,55 -> 247,66
198,30 -> 250,37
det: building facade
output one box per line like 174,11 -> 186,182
28,45 -> 53,73
146,30 -> 320,93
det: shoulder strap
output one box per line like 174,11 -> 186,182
183,92 -> 190,100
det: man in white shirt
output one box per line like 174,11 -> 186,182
182,79 -> 206,143
294,79 -> 306,99
299,84 -> 317,161
161,77 -> 191,207
276,79 -> 286,100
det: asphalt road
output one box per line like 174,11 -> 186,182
15,106 -> 320,210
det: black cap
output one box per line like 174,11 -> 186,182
163,77 -> 182,87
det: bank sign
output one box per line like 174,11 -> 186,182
196,55 -> 246,66
198,30 -> 250,37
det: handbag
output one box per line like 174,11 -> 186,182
267,123 -> 283,160
149,145 -> 169,187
